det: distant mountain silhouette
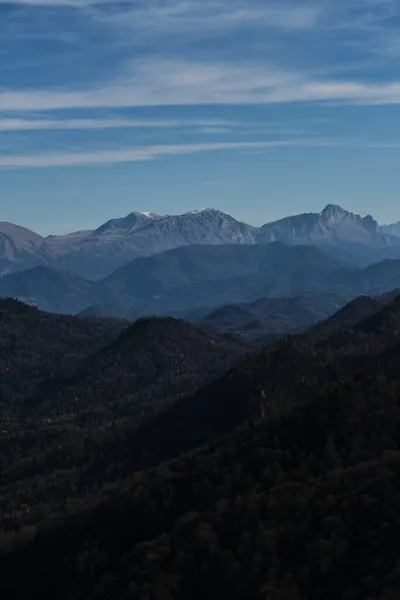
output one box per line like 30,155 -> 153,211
0,265 -> 94,313
2,205 -> 400,279
200,291 -> 347,344
256,204 -> 400,264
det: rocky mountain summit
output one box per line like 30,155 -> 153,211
380,221 -> 400,237
1,205 -> 400,280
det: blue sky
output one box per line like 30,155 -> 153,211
1,0 -> 400,234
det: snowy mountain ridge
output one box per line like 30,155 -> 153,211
1,205 -> 400,279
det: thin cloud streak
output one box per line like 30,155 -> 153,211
95,1 -> 322,35
2,138 -> 400,169
0,0 -> 322,33
2,59 -> 400,111
0,139 -> 338,168
0,0 -> 110,4
0,117 -> 237,131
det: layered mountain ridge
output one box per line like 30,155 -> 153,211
2,242 -> 400,319
2,204 -> 400,280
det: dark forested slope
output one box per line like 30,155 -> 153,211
2,374 -> 400,600
0,314 -> 248,533
0,298 -> 125,412
102,292 -> 400,473
2,294 -> 400,600
200,291 -> 347,343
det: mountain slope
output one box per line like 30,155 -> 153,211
92,211 -> 164,236
93,242 -> 348,317
5,240 -> 399,318
50,208 -> 258,279
0,316 -> 248,531
0,222 -> 49,275
0,298 -> 125,411
2,290 -> 400,555
0,265 -> 95,313
102,291 -> 400,472
308,295 -> 384,340
5,204 -> 398,280
90,248 -> 400,320
257,204 -> 400,264
3,336 -> 400,599
257,204 -> 379,244
200,291 -> 347,343
380,221 -> 400,237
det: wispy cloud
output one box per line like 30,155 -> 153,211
0,139 -> 337,168
1,0 -> 400,173
92,1 -> 323,37
0,0 -> 109,4
193,127 -> 233,135
2,59 -> 400,112
0,117 -> 237,131
0,0 -> 322,31
2,137 -> 400,168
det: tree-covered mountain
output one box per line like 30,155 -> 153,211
3,242 -> 400,319
199,291 -> 347,343
0,242 -> 347,315
86,251 -> 400,320
92,242 -> 347,315
0,308 -> 248,533
0,298 -> 125,413
0,288 -> 399,539
2,294 -> 400,599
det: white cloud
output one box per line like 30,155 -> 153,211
2,59 -> 400,112
194,127 -> 233,134
0,0 -> 109,4
0,117 -> 237,131
2,137 -> 400,168
95,1 -> 322,35
0,0 -> 321,32
0,139 -> 336,168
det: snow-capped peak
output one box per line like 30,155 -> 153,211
189,208 -> 211,215
137,212 -> 158,218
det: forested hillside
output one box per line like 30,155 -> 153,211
2,371 -> 400,599
0,309 -> 248,533
1,293 -> 400,599
200,291 -> 347,343
0,299 -> 125,412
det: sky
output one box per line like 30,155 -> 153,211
1,0 -> 400,234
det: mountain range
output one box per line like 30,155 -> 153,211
1,204 -> 400,319
2,242 -> 400,321
2,204 -> 400,280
